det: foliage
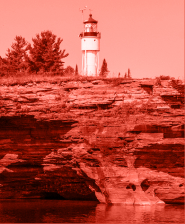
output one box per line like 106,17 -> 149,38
155,77 -> 162,86
0,56 -> 8,75
99,58 -> 108,77
111,78 -> 124,86
155,75 -> 173,86
0,72 -> 103,86
26,30 -> 69,73
124,69 -> 132,79
75,64 -> 78,76
64,65 -> 74,75
103,77 -> 132,86
0,36 -> 28,74
0,56 -> 2,67
170,79 -> 184,95
0,73 -> 129,86
171,79 -> 183,86
159,75 -> 171,80
128,68 -> 131,79
0,31 -> 69,75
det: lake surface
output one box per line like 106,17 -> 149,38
0,199 -> 184,223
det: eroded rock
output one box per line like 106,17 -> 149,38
0,79 -> 184,204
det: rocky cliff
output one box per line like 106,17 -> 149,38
0,78 -> 184,204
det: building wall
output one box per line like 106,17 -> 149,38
82,50 -> 99,76
81,37 -> 100,51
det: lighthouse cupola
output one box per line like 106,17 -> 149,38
79,13 -> 101,76
83,14 -> 98,35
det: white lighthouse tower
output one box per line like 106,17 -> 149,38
79,14 -> 101,76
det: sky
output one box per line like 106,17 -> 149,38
0,0 -> 184,79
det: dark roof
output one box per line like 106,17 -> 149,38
83,14 -> 98,24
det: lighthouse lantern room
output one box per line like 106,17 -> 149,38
79,14 -> 101,76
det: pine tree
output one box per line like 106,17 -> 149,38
100,58 -> 108,77
27,30 -> 69,73
0,56 -> 4,71
0,56 -> 7,75
75,64 -> 78,76
64,65 -> 74,75
128,68 -> 131,79
5,36 -> 28,73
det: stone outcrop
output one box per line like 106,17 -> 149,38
0,79 -> 184,204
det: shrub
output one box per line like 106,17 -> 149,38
64,66 -> 74,76
159,75 -> 170,80
99,59 -> 109,77
155,77 -> 161,86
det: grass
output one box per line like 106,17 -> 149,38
0,73 -> 79,85
0,72 -> 133,86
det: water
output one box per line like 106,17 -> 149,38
0,199 -> 184,223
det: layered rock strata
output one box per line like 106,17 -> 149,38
0,79 -> 184,204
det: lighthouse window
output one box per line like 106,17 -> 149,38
94,39 -> 96,41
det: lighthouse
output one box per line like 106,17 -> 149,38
79,14 -> 101,76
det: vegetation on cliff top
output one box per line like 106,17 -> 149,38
0,31 -> 69,75
0,71 -> 183,89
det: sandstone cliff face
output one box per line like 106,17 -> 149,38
0,79 -> 184,204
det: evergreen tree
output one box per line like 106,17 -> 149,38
0,56 -> 4,70
27,30 -> 69,73
128,68 -> 131,79
64,65 -> 74,75
5,36 -> 28,73
99,58 -> 108,77
0,56 -> 3,66
0,56 -> 7,75
75,64 -> 78,76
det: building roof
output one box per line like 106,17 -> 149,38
83,14 -> 98,24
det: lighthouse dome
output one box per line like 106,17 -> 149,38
83,14 -> 98,24
82,14 -> 98,36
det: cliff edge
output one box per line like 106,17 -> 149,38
0,78 -> 184,204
